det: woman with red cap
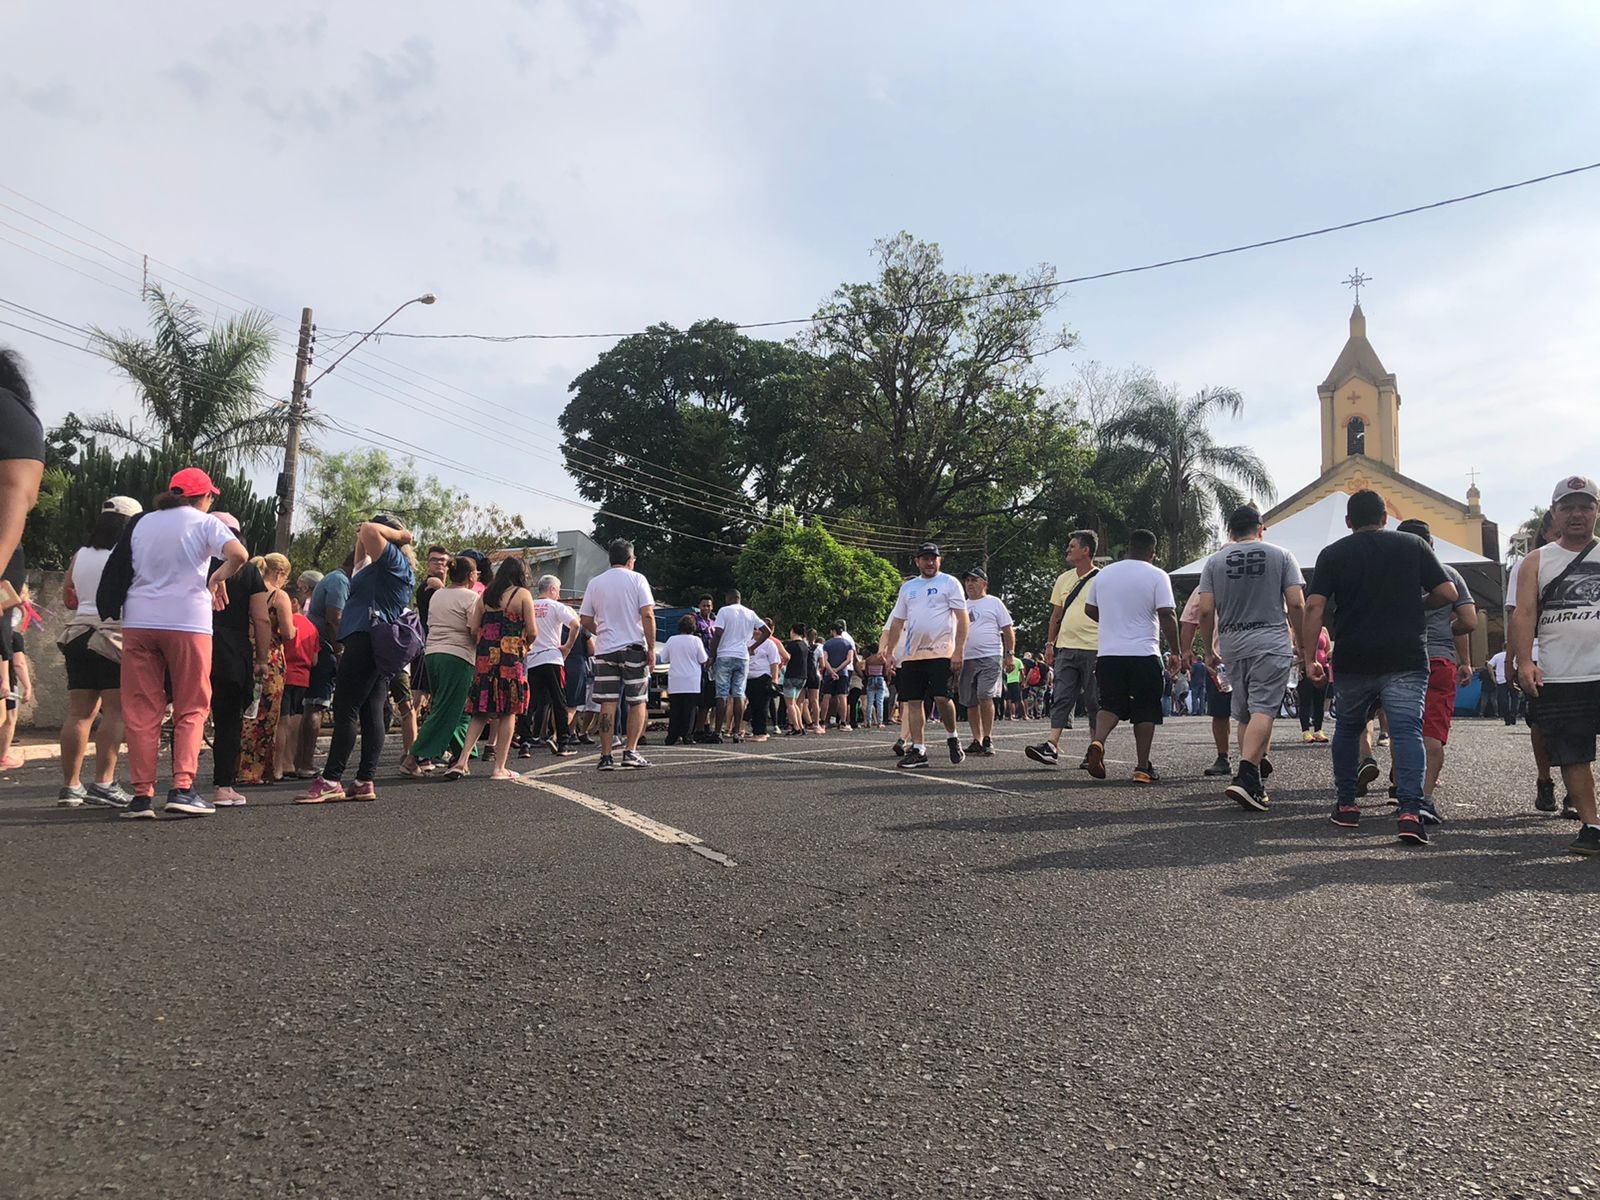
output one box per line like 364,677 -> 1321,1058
107,467 -> 248,818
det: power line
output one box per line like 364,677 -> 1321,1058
322,158 -> 1600,343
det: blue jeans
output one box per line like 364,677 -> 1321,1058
712,655 -> 748,700
866,677 -> 887,724
1331,670 -> 1428,811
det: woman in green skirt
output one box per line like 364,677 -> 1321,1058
401,554 -> 478,774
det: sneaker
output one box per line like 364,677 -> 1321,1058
120,794 -> 158,819
575,734 -> 595,746
704,733 -> 724,745
349,781 -> 377,801
1376,733 -> 1390,748
1204,755 -> 1231,777
1329,803 -> 1361,829
1024,742 -> 1059,767
1302,731 -> 1316,744
966,739 -> 984,757
897,748 -> 930,770
1084,741 -> 1107,780
296,776 -> 346,804
162,788 -> 215,817
621,750 -> 651,769
212,786 -> 248,807
1535,779 -> 1558,813
597,755 -> 617,771
57,784 -> 88,807
1312,731 -> 1330,743
1417,797 -> 1443,825
612,736 -> 627,751
1132,764 -> 1160,784
948,738 -> 965,765
1226,775 -> 1270,812
1355,757 -> 1380,798
84,781 -> 132,809
979,738 -> 996,757
517,745 -> 534,759
553,741 -> 578,758
1566,825 -> 1600,857
1396,812 -> 1429,846
1561,798 -> 1580,821
1260,757 -> 1273,781
546,735 -> 561,756
891,738 -> 906,758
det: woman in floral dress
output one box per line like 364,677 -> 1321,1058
237,553 -> 293,785
445,556 -> 537,782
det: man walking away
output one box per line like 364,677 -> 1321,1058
1303,490 -> 1456,845
883,542 -> 969,769
1396,519 -> 1477,821
1511,476 -> 1600,855
1194,506 -> 1304,811
1082,529 -> 1180,784
1027,531 -> 1099,769
960,567 -> 1014,757
708,589 -> 763,742
578,540 -> 656,770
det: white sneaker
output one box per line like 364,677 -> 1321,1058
213,786 -> 248,807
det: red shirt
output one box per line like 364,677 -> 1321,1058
284,612 -> 320,688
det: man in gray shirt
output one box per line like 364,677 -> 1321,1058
1397,519 -> 1477,817
1193,505 -> 1305,811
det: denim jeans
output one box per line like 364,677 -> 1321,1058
866,677 -> 887,724
1331,669 -> 1428,810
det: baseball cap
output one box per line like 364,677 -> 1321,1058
213,511 -> 242,533
963,565 -> 988,581
101,495 -> 142,516
915,541 -> 941,557
168,466 -> 220,497
1552,475 -> 1599,504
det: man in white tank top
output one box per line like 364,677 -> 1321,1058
1511,475 -> 1600,856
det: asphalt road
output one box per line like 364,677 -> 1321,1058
2,716 -> 1597,1199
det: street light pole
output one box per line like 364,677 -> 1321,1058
272,293 -> 436,554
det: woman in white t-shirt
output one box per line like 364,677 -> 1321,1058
403,553 -> 479,775
112,468 -> 247,818
662,615 -> 708,745
55,495 -> 141,808
522,573 -> 582,756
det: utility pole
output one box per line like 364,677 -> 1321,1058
274,307 -> 314,553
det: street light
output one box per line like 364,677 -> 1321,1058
273,292 -> 438,552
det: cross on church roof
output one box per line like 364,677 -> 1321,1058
1343,270 -> 1371,304
1468,468 -> 1480,487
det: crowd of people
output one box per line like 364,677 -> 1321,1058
2,350 -> 1597,855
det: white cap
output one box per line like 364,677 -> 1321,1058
102,495 -> 142,516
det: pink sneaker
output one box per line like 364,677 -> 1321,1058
213,786 -> 248,807
295,776 -> 346,804
348,780 -> 378,801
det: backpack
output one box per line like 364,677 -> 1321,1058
370,608 -> 425,676
94,512 -> 146,622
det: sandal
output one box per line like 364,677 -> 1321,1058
443,762 -> 468,781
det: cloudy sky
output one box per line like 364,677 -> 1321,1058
5,1 -> 1598,555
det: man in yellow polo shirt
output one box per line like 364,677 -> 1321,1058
1026,529 -> 1099,769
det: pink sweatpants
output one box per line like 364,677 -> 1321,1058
121,628 -> 212,796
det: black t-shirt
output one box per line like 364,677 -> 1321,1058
211,561 -> 268,687
783,638 -> 807,680
0,388 -> 44,464
1308,529 -> 1448,675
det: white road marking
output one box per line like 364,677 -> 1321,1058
508,773 -> 734,863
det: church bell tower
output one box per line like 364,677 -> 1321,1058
1317,303 -> 1401,474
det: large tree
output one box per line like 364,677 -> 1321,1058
86,287 -> 283,467
797,233 -> 1079,539
559,319 -> 817,601
736,519 -> 901,641
1097,382 -> 1275,569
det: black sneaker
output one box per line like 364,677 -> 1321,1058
575,734 -> 595,746
120,794 -> 158,820
892,738 -> 906,757
948,737 -> 966,765
1535,779 -> 1559,813
597,755 -> 616,771
517,745 -> 534,759
966,739 -> 984,757
1396,812 -> 1430,846
1561,799 -> 1581,820
1567,825 -> 1600,857
1329,803 -> 1360,829
1024,743 -> 1059,767
1356,757 -> 1380,798
897,748 -> 930,770
1418,797 -> 1443,826
1226,774 -> 1270,812
979,738 -> 996,757
1260,757 -> 1274,782
1204,755 -> 1231,777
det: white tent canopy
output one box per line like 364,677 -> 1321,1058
1171,492 -> 1497,603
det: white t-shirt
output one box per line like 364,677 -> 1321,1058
1489,651 -> 1508,684
70,546 -> 112,621
964,594 -> 1014,660
662,632 -> 708,695
526,597 -> 578,668
1506,557 -> 1524,610
424,587 -> 479,664
1085,559 -> 1176,658
122,507 -> 238,634
579,567 -> 656,656
889,571 -> 967,661
712,603 -> 763,660
749,636 -> 783,680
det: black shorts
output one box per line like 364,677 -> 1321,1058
1535,681 -> 1600,766
821,673 -> 851,697
282,684 -> 308,717
1096,655 -> 1166,725
1207,685 -> 1232,720
699,675 -> 717,710
896,658 -> 953,705
62,631 -> 120,692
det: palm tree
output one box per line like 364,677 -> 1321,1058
1099,382 -> 1276,568
86,286 -> 283,467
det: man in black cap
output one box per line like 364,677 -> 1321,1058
959,566 -> 1014,756
882,542 -> 969,769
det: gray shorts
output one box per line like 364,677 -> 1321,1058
1050,648 -> 1098,729
958,656 -> 1003,707
1230,652 -> 1295,721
